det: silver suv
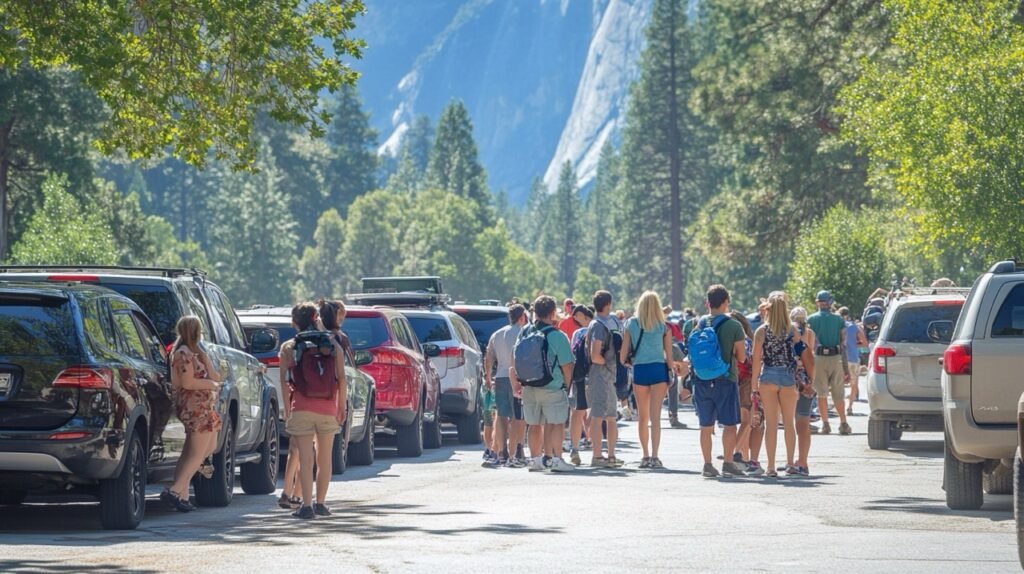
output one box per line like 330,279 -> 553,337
942,260 -> 1024,510
866,289 -> 967,450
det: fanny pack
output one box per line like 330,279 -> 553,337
816,346 -> 841,356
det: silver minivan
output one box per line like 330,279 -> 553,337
867,290 -> 967,450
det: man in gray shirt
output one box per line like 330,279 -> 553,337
485,304 -> 527,465
587,290 -> 624,467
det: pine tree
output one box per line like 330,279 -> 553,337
295,209 -> 346,300
539,162 -> 583,294
427,101 -> 491,211
386,115 -> 434,195
584,141 -> 620,284
323,84 -> 379,212
520,177 -> 550,251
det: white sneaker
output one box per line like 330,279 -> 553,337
549,457 -> 575,472
527,458 -> 547,472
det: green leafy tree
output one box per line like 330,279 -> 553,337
539,161 -> 583,293
0,0 -> 366,168
386,115 -> 434,195
583,141 -> 621,285
519,177 -> 550,251
427,101 -> 491,213
840,0 -> 1024,259
340,190 -> 410,291
323,84 -> 379,213
9,175 -> 117,265
141,215 -> 213,271
295,209 -> 346,301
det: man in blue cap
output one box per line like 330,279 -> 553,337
807,290 -> 852,435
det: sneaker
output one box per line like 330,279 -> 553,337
809,424 -> 820,434
481,449 -> 492,461
798,466 -> 810,477
482,452 -> 499,467
505,457 -> 526,469
745,461 -> 765,476
821,422 -> 832,435
549,458 -> 575,472
722,462 -> 745,477
527,458 -> 547,472
160,488 -> 194,513
839,422 -> 852,435
732,452 -> 745,464
639,457 -> 652,469
277,493 -> 292,509
702,463 -> 720,478
313,503 -> 331,517
292,505 -> 315,519
651,457 -> 664,469
591,457 -> 610,468
570,449 -> 582,466
543,456 -> 553,469
497,456 -> 509,466
669,415 -> 687,429
562,440 -> 574,452
785,465 -> 800,476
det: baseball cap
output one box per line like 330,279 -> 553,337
815,290 -> 833,303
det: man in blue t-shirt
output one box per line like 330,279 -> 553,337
511,296 -> 575,473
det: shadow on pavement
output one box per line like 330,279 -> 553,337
862,495 -> 1013,521
0,559 -> 160,573
886,440 -> 943,459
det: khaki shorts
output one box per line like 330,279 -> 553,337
522,386 -> 569,426
286,410 -> 340,437
738,377 -> 753,410
812,355 -> 845,408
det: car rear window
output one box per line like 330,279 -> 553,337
455,310 -> 508,350
406,316 -> 453,343
0,296 -> 78,356
343,316 -> 390,350
991,283 -> 1024,337
101,283 -> 180,345
241,323 -> 296,358
886,303 -> 963,343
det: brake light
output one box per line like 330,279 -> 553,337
46,274 -> 100,282
871,345 -> 896,374
373,348 -> 412,367
53,367 -> 113,389
944,343 -> 972,375
440,346 -> 466,368
259,356 -> 280,367
933,300 -> 964,306
49,431 -> 91,440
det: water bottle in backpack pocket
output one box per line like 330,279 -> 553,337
686,315 -> 731,382
291,331 -> 338,399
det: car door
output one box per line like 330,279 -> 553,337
343,346 -> 370,439
109,300 -> 181,467
972,281 -> 1024,425
203,285 -> 261,447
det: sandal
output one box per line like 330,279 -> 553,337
160,488 -> 195,513
590,456 -> 610,468
765,471 -> 778,478
606,456 -> 624,468
277,493 -> 293,509
650,457 -> 664,469
638,457 -> 652,469
785,465 -> 800,476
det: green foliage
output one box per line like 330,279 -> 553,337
9,175 -> 117,265
386,115 -> 434,195
538,162 -> 583,293
141,215 -> 213,271
840,0 -> 1024,260
322,84 -> 379,212
427,101 -> 491,213
295,209 -> 346,301
340,190 -> 411,289
582,142 -> 620,286
573,267 -> 602,303
0,0 -> 366,168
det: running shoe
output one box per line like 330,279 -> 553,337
650,457 -> 664,469
505,457 -> 527,469
481,449 -> 492,461
745,461 -> 765,476
527,458 -> 547,472
839,422 -> 852,435
820,422 -> 832,435
481,452 -> 500,467
785,465 -> 800,476
798,466 -> 810,477
549,457 -> 576,472
721,462 -> 745,478
292,505 -> 315,519
639,457 -> 652,469
313,503 -> 331,517
732,452 -> 745,464
701,463 -> 720,478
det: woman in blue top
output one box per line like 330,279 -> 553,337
620,290 -> 674,469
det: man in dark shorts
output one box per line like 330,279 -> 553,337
568,305 -> 594,465
485,304 -> 528,467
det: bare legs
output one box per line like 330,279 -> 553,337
633,382 -> 668,458
169,430 -> 216,498
762,384 -> 798,471
589,415 -> 617,461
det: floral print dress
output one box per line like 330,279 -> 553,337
172,347 -> 223,434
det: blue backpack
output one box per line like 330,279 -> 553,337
687,315 -> 731,382
513,324 -> 557,387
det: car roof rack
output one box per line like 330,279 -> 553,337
990,259 -> 1024,274
893,286 -> 972,299
347,292 -> 451,309
0,265 -> 208,278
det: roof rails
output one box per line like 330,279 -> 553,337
0,265 -> 208,278
893,286 -> 971,299
989,259 -> 1024,274
348,292 -> 451,309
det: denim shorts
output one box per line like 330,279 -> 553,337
692,377 -> 741,427
759,366 -> 796,388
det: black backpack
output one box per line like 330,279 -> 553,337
570,327 -> 590,384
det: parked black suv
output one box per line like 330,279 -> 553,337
0,266 -> 280,525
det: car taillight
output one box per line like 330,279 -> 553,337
871,345 -> 896,374
259,356 -> 280,367
440,346 -> 465,368
53,367 -> 113,389
934,300 -> 964,306
373,348 -> 411,367
944,343 -> 972,375
49,431 -> 91,440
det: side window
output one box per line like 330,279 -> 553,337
82,298 -> 120,354
201,286 -> 232,345
213,288 -> 246,349
400,319 -> 422,353
178,282 -> 213,335
454,317 -> 479,351
991,284 -> 1024,337
390,318 -> 411,349
113,311 -> 150,360
134,312 -> 165,362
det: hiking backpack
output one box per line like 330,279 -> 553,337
687,315 -> 731,382
570,327 -> 590,384
513,324 -> 557,388
290,331 -> 338,399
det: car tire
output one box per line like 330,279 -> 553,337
348,402 -> 375,466
423,399 -> 443,449
867,419 -> 891,450
396,407 -> 424,458
944,432 -> 983,510
456,402 -> 482,445
890,426 -> 903,442
240,406 -> 279,495
984,464 -> 1013,495
1014,450 -> 1024,568
194,415 -> 236,507
0,489 -> 27,506
331,421 -> 349,475
99,431 -> 146,530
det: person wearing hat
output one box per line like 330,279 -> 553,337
806,290 -> 852,435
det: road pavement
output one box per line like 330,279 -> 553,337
0,396 -> 1018,573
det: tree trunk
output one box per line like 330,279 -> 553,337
0,115 -> 15,261
667,0 -> 683,309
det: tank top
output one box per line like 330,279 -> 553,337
762,325 -> 795,369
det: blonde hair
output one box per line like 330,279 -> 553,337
790,306 -> 808,325
765,294 -> 790,338
634,291 -> 665,331
173,316 -> 203,355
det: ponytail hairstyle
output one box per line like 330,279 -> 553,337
318,299 -> 340,331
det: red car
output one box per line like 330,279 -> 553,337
344,307 -> 442,457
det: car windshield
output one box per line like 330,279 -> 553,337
0,297 -> 78,357
886,304 -> 963,343
456,310 -> 508,350
342,316 -> 390,350
406,316 -> 453,343
101,283 -> 180,345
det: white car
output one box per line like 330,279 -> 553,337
402,309 -> 484,444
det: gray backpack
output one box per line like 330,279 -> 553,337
512,324 -> 557,388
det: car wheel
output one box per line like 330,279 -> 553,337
867,419 -> 891,450
331,420 -> 349,475
194,415 -> 236,507
348,400 -> 376,466
423,399 -> 443,449
984,464 -> 1013,495
396,407 -> 424,457
1014,450 -> 1024,568
99,431 -> 146,530
944,431 -> 983,510
456,402 -> 482,445
0,489 -> 27,506
240,406 -> 279,495
889,426 -> 903,442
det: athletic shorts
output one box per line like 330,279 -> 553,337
572,378 -> 588,410
522,386 -> 569,426
482,388 -> 495,427
633,362 -> 670,386
586,378 -> 617,418
286,410 -> 340,437
692,378 -> 741,427
494,377 -> 515,419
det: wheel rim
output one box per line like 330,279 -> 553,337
130,441 -> 144,517
224,421 -> 235,492
266,416 -> 279,485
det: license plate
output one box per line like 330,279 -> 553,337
0,373 -> 10,393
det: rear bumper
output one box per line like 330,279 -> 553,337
440,389 -> 472,416
376,408 -> 417,428
869,410 -> 943,431
943,398 -> 1016,463
0,431 -> 121,487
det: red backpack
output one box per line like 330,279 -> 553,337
290,331 -> 338,399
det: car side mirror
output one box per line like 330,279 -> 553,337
422,343 -> 441,358
927,320 -> 954,344
249,328 -> 279,354
354,350 -> 373,367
